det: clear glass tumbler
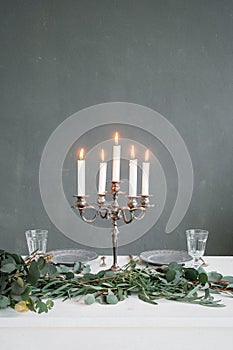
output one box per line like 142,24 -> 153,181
186,229 -> 209,268
25,229 -> 48,255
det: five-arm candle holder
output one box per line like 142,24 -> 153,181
72,181 -> 153,272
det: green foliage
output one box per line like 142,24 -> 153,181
85,293 -> 95,305
199,273 -> 208,285
106,290 -> 118,304
0,295 -> 10,308
26,260 -> 40,286
0,250 -> 56,313
208,271 -> 223,282
223,276 -> 233,283
184,268 -> 198,281
0,263 -> 16,274
35,299 -> 54,314
1,250 -> 233,313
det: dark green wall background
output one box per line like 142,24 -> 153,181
0,0 -> 233,255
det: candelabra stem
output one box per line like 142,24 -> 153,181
110,220 -> 121,272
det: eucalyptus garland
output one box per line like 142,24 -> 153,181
0,249 -> 233,313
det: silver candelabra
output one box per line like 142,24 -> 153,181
72,181 -> 153,272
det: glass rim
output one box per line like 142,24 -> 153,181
25,229 -> 48,236
185,229 -> 208,235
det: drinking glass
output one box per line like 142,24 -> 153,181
25,229 -> 48,255
185,229 -> 209,268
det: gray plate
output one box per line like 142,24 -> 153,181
140,249 -> 192,265
48,249 -> 98,265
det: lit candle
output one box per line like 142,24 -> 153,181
77,148 -> 85,196
112,132 -> 121,181
98,149 -> 107,194
129,145 -> 138,197
142,149 -> 150,195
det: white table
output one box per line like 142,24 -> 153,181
1,256 -> 233,350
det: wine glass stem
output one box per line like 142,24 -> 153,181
194,257 -> 199,268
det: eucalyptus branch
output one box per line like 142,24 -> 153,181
1,250 -> 233,313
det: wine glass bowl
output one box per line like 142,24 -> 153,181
186,229 -> 209,268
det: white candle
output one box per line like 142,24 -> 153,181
129,145 -> 138,197
112,132 -> 121,181
98,149 -> 107,194
142,149 -> 150,195
77,148 -> 85,196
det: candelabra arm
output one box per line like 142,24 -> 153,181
99,208 -> 109,219
121,208 -> 134,224
79,209 -> 98,223
133,208 -> 146,221
72,195 -> 98,223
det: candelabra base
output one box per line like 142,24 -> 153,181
108,264 -> 121,273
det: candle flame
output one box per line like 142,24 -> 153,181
145,149 -> 150,162
79,148 -> 84,160
130,145 -> 135,159
114,132 -> 119,145
101,149 -> 105,162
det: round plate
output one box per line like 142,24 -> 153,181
48,249 -> 98,265
139,249 -> 192,265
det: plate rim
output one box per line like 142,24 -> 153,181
47,248 -> 98,265
139,249 -> 192,265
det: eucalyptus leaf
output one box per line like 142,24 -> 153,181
104,271 -> 115,278
36,300 -> 49,314
37,257 -> 46,270
83,273 -> 98,280
185,268 -> 198,281
65,272 -> 74,280
17,277 -> 24,288
11,280 -> 26,294
118,287 -> 125,301
0,278 -> 7,293
0,263 -> 16,273
197,266 -> 207,274
168,262 -> 182,272
2,256 -> 15,264
199,273 -> 208,285
106,290 -> 118,304
165,269 -> 176,282
21,286 -> 31,301
10,254 -> 25,265
88,285 -> 104,291
138,293 -> 158,305
46,299 -> 54,310
97,295 -> 106,304
223,276 -> 233,283
40,263 -> 57,276
56,265 -> 70,273
102,282 -> 114,288
208,271 -> 223,283
82,265 -> 91,274
42,280 -> 61,290
0,295 -> 10,308
85,293 -> 95,305
26,260 -> 40,286
27,297 -> 36,312
97,270 -> 105,278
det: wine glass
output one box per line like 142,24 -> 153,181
25,229 -> 48,255
185,229 -> 209,268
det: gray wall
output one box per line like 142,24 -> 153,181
0,0 -> 233,255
